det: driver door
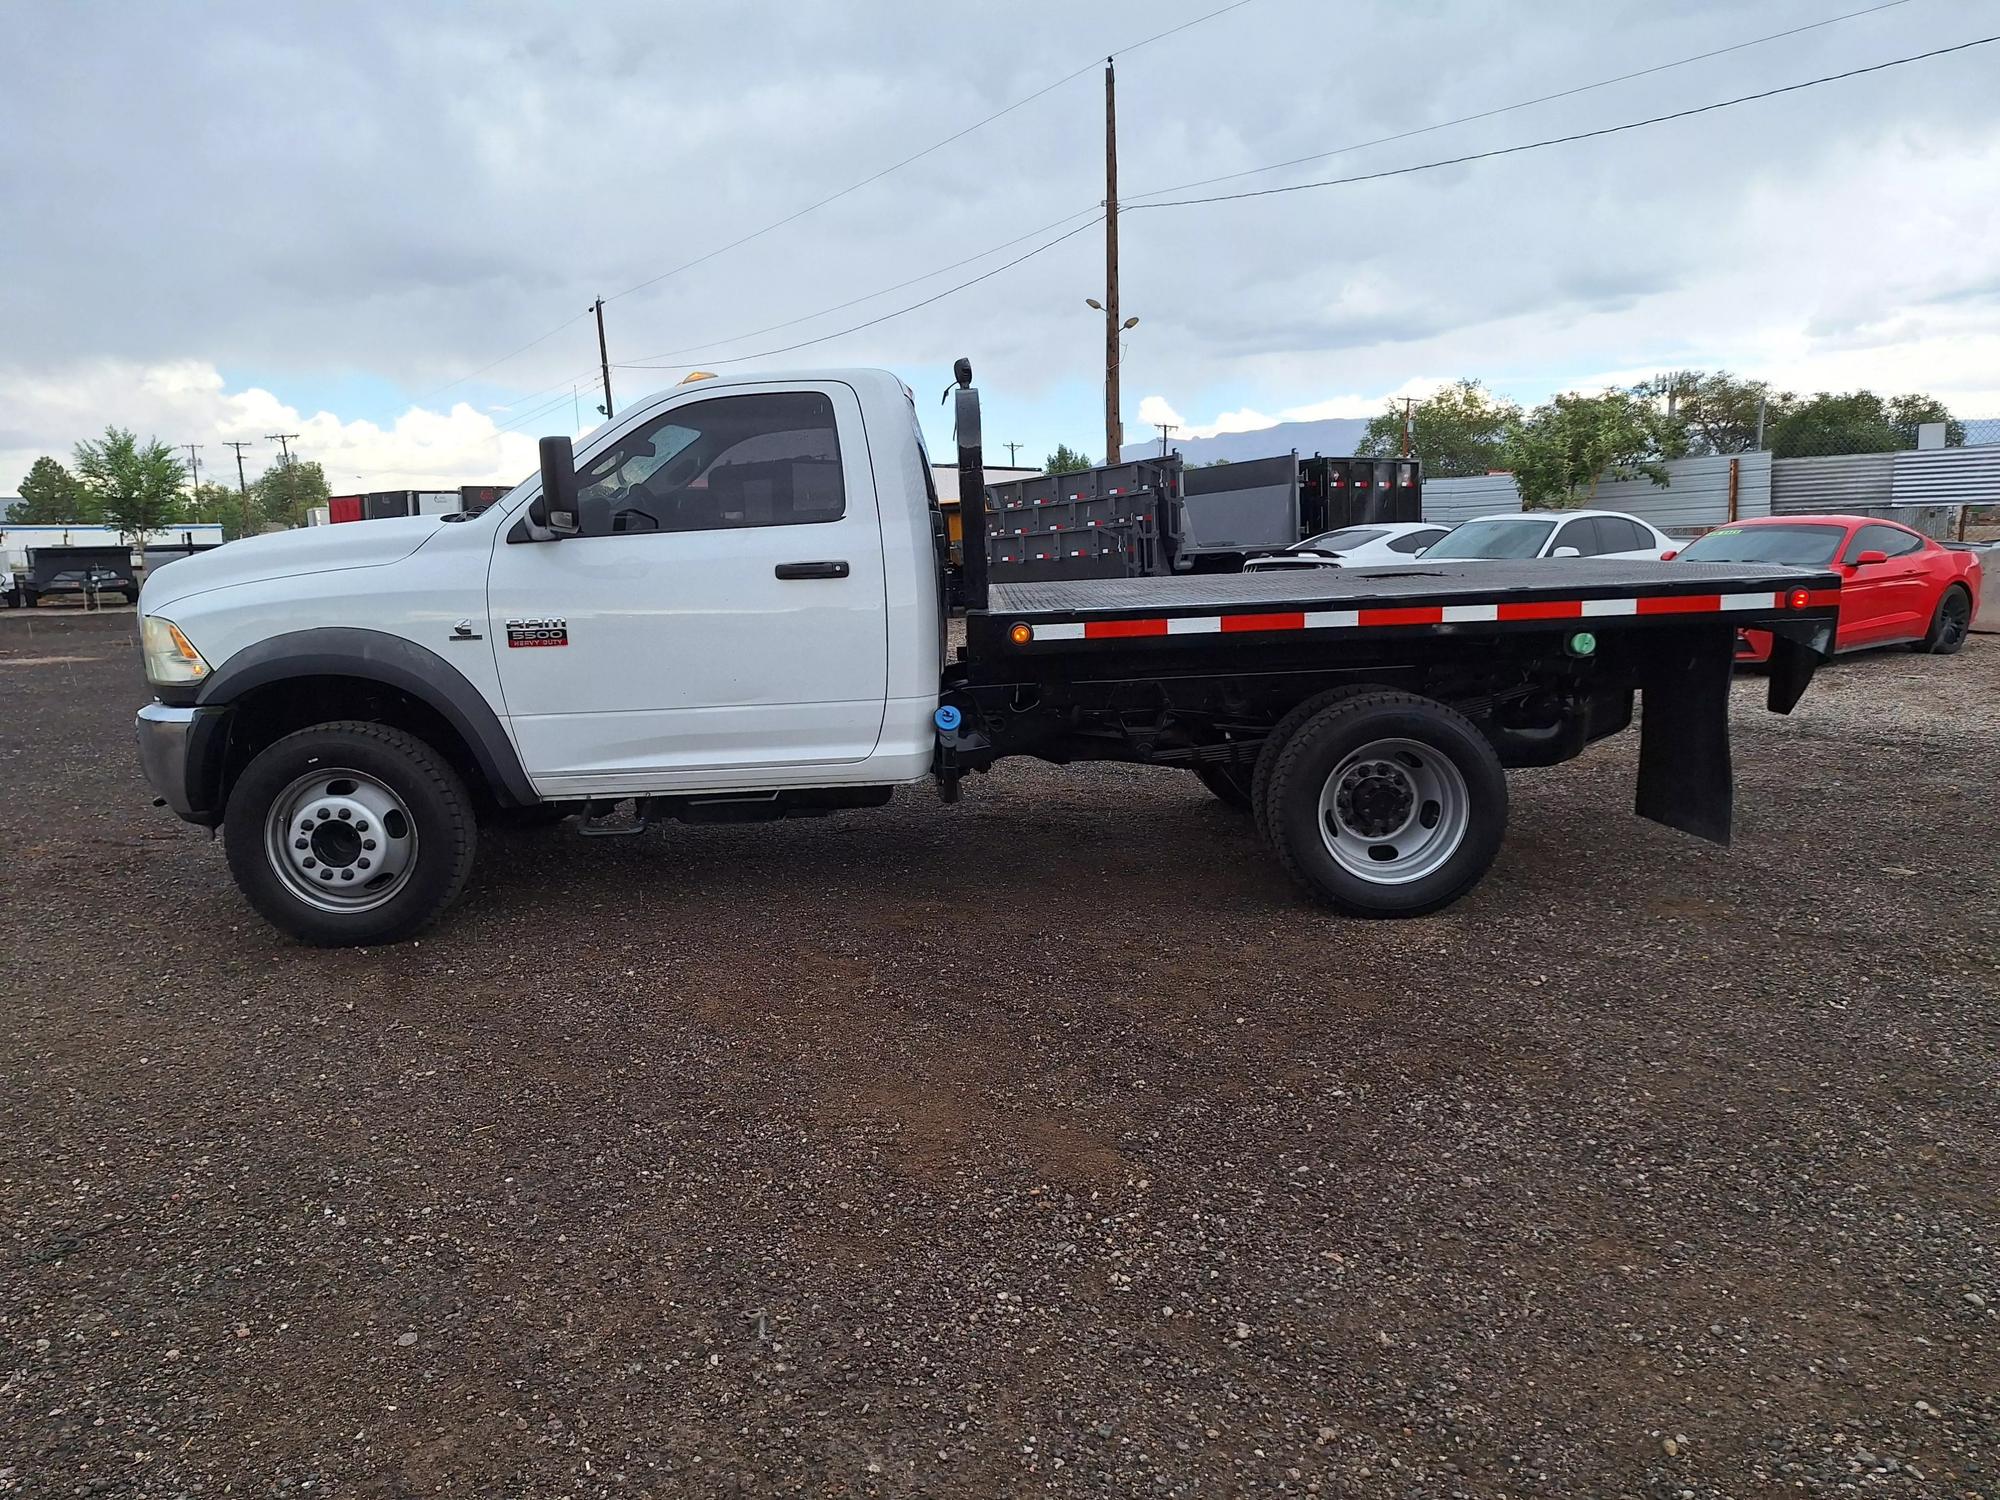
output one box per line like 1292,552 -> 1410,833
485,381 -> 889,793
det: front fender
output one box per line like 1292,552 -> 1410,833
188,627 -> 535,807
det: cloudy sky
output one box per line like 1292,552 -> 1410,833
4,0 -> 1997,494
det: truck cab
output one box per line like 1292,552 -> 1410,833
137,370 -> 946,943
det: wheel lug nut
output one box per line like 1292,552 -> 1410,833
357,858 -> 371,870
316,807 -> 330,819
362,839 -> 376,850
300,821 -> 314,834
355,821 -> 369,833
337,808 -> 351,820
340,870 -> 355,881
319,870 -> 333,880
295,838 -> 308,850
303,857 -> 317,869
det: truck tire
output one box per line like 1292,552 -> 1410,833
1915,585 -> 1971,655
223,721 -> 478,947
1262,691 -> 1507,918
1250,684 -> 1381,847
1193,763 -> 1255,809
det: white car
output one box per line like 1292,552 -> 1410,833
1417,510 -> 1677,564
1242,522 -> 1454,571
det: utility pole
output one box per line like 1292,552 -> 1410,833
1085,61 -> 1137,464
1003,441 -> 1022,466
1157,423 -> 1177,458
265,431 -> 300,464
223,440 -> 255,537
183,444 -> 203,492
591,298 -> 614,419
1103,57 -> 1121,465
1401,398 -> 1415,459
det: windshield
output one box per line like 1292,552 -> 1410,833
1423,518 -> 1556,560
1294,527 -> 1386,552
1677,523 -> 1845,567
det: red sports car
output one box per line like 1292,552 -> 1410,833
1672,514 -> 1981,663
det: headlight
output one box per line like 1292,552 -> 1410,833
141,616 -> 211,685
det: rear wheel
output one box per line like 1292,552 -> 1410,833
224,721 -> 478,947
1193,762 -> 1255,809
1916,585 -> 1972,655
1250,684 -> 1381,847
1261,691 -> 1507,917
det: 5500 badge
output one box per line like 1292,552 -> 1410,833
506,617 -> 569,648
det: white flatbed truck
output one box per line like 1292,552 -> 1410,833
135,363 -> 1840,946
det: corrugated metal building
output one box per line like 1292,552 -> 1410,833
1422,452 -> 1771,532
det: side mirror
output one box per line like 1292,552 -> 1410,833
530,436 -> 583,537
1855,549 -> 1889,566
1551,545 -> 1581,559
1660,549 -> 1679,561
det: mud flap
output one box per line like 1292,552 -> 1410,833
1765,618 -> 1834,714
1635,628 -> 1734,846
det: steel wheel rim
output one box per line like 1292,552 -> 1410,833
263,767 -> 419,914
1317,736 -> 1470,885
1939,594 -> 1969,648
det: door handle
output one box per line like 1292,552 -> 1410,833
775,560 -> 850,580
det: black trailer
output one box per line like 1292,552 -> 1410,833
18,545 -> 140,607
941,371 -> 1835,916
975,451 -> 1426,586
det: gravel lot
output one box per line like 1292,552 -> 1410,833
2,605 -> 1995,1498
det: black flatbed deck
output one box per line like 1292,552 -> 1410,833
965,559 -> 1840,659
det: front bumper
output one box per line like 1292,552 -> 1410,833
136,702 -> 230,826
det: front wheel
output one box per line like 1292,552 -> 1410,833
223,721 -> 478,946
1915,585 -> 1972,655
1262,691 -> 1507,917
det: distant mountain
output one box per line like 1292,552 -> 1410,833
1121,416 -> 1374,467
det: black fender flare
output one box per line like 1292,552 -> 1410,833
193,627 -> 536,807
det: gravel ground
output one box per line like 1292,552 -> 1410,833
2,606 -> 1995,1498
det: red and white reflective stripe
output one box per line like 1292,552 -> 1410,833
1028,591 -> 1788,643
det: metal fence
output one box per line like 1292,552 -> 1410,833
1423,452 -> 1771,533
1772,446 -> 2000,520
1958,416 -> 2000,447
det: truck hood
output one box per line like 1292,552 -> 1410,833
139,517 -> 445,610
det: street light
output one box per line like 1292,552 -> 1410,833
1085,302 -> 1141,460
1085,300 -> 1139,334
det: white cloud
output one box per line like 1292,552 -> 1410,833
1143,376 -> 1451,440
0,360 -> 542,495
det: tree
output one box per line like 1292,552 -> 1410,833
73,427 -> 185,539
14,456 -> 95,523
1504,391 -> 1670,509
184,480 -> 260,541
255,456 -> 331,529
1358,379 -> 1518,477
1044,444 -> 1092,474
1887,394 -> 1964,449
1635,370 -> 1790,457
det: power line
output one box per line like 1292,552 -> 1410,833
408,309 -> 592,408
356,2 -> 1257,417
486,362 -> 613,422
614,215 -> 1103,373
617,205 -> 1101,367
604,0 -> 1257,305
1127,35 -> 1999,212
489,382 -> 602,438
1123,0 -> 1915,204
